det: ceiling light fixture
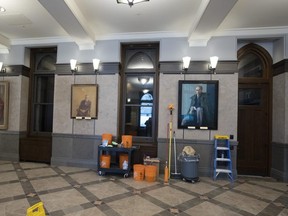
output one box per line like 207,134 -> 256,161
116,0 -> 149,7
0,7 -> 6,13
208,56 -> 219,74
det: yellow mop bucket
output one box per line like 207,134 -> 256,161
26,202 -> 45,216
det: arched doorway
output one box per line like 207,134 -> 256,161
237,43 -> 272,176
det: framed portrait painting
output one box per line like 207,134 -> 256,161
71,84 -> 98,119
178,80 -> 218,130
0,81 -> 9,130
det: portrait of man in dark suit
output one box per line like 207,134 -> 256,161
178,81 -> 218,130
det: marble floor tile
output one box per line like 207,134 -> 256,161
38,189 -> 89,213
0,199 -> 29,216
249,180 -> 288,192
107,195 -> 164,216
0,171 -> 18,183
200,177 -> 232,187
0,161 -> 10,165
69,171 -> 105,184
0,161 -> 287,216
0,182 -> 25,199
119,177 -> 159,189
30,176 -> 71,192
58,166 -> 90,174
174,180 -> 218,195
183,201 -> 242,216
0,163 -> 14,172
214,190 -> 269,215
24,167 -> 58,179
64,207 -> 107,216
233,182 -> 283,201
19,162 -> 48,169
84,181 -> 129,200
146,185 -> 195,206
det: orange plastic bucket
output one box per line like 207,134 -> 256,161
102,133 -> 112,144
119,153 -> 129,169
122,135 -> 132,148
145,165 -> 157,182
133,164 -> 145,181
100,155 -> 111,168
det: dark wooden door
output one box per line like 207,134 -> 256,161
19,48 -> 56,164
20,137 -> 52,163
237,43 -> 272,176
237,83 -> 269,175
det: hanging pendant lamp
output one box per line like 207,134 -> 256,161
116,0 -> 149,7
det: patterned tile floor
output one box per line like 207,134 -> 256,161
0,160 -> 287,216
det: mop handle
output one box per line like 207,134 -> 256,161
173,131 -> 177,173
168,121 -> 172,178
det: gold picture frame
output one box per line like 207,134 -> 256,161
0,81 -> 9,129
71,84 -> 98,119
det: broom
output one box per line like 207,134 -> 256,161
170,131 -> 181,178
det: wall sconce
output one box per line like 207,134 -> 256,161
138,77 -> 149,85
92,58 -> 100,72
208,56 -> 219,73
117,0 -> 149,7
0,62 -> 6,73
70,59 -> 77,72
182,56 -> 191,71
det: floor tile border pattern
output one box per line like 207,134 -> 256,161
0,161 -> 287,216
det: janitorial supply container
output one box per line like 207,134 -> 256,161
122,135 -> 132,148
100,154 -> 111,168
119,153 -> 129,169
144,157 -> 160,180
145,165 -> 157,182
133,164 -> 145,181
102,133 -> 113,145
178,146 -> 200,183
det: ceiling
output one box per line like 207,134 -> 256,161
0,0 -> 288,53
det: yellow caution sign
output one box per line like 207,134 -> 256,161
26,202 -> 45,216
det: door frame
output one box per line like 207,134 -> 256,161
119,42 -> 160,163
237,43 -> 273,176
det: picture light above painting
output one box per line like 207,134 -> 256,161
178,80 -> 218,130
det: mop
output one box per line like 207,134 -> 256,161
168,118 -> 172,179
167,104 -> 173,179
170,131 -> 181,179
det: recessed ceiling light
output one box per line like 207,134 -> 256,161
0,6 -> 6,12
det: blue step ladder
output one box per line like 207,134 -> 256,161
213,135 -> 233,181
